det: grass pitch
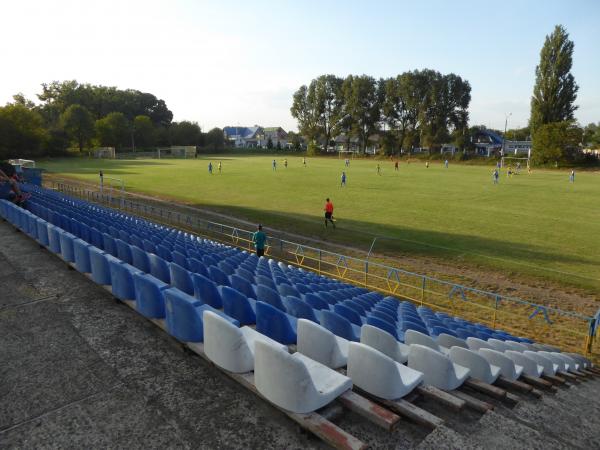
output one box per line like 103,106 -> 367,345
38,155 -> 600,292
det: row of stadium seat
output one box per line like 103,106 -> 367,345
1,187 -> 592,414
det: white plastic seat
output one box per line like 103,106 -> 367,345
347,342 -> 423,400
524,351 -> 559,376
436,333 -> 468,349
478,348 -> 524,381
297,318 -> 349,369
553,353 -> 580,372
487,338 -> 512,352
504,341 -> 530,353
203,310 -> 287,373
449,346 -> 501,384
405,329 -> 449,355
360,324 -> 409,363
504,350 -> 544,377
466,337 -> 494,351
532,343 -> 561,352
408,344 -> 470,390
538,351 -> 568,373
254,340 -> 353,413
565,352 -> 591,370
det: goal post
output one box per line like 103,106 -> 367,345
92,147 -> 115,159
501,156 -> 530,169
338,150 -> 356,159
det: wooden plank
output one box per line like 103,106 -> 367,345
451,390 -> 494,413
559,371 -> 579,381
353,387 -> 443,430
530,388 -> 543,399
463,378 -> 506,400
542,374 -> 566,385
504,392 -> 522,405
338,390 -> 401,431
416,385 -> 465,411
188,344 -> 367,450
496,376 -> 533,393
521,375 -> 554,390
570,370 -> 587,378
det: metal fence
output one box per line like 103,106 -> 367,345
49,180 -> 599,361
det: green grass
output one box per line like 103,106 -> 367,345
38,155 -> 600,292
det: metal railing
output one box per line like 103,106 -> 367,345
49,180 -> 599,361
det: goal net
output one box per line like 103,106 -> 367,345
157,146 -> 196,159
93,147 -> 116,159
501,156 -> 530,171
338,150 -> 357,159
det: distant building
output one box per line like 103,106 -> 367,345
471,129 -> 531,157
262,127 -> 288,148
223,126 -> 264,148
333,134 -> 379,154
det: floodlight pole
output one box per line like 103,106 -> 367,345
503,112 -> 512,158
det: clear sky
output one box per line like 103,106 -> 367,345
1,0 -> 599,132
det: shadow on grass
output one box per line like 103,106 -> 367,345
186,203 -> 599,286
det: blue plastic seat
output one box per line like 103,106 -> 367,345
164,288 -> 239,342
47,225 -> 62,254
317,291 -> 338,305
476,331 -> 494,340
130,234 -> 144,249
108,226 -> 121,239
455,328 -> 474,340
302,293 -> 330,311
148,253 -> 171,283
430,326 -> 456,337
131,246 -> 151,273
208,266 -> 230,287
255,284 -> 285,311
171,251 -> 188,269
36,219 -> 50,247
192,273 -> 222,308
255,301 -> 298,345
236,267 -> 256,284
102,233 -> 118,257
229,274 -> 256,300
319,310 -> 361,341
187,257 -> 209,277
220,286 -> 256,325
333,304 -> 363,327
366,316 -> 400,340
115,239 -> 133,265
370,309 -> 397,325
218,261 -> 235,276
133,273 -> 169,318
72,239 -> 92,273
282,296 -> 320,323
118,229 -> 130,244
89,227 -> 104,249
169,263 -> 195,295
59,231 -> 76,263
143,239 -> 157,254
108,260 -> 140,301
156,244 -> 173,262
255,274 -> 275,289
89,247 -> 112,285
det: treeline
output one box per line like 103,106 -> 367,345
290,70 -> 471,154
0,80 -> 224,160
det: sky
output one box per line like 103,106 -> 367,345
1,0 -> 599,132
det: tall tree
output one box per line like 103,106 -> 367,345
132,115 -> 155,148
60,104 -> 95,152
290,84 -> 321,145
95,112 -> 130,149
314,75 -> 344,149
170,121 -> 202,146
0,104 -> 48,159
342,75 -> 380,153
205,127 -> 225,149
530,25 -> 578,133
532,121 -> 582,164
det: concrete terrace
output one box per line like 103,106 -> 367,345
1,218 -> 600,449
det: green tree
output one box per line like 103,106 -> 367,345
530,25 -> 578,133
0,104 -> 49,159
267,136 -> 273,149
532,121 -> 581,164
342,75 -> 380,153
205,127 -> 225,149
60,104 -> 95,152
290,84 -> 321,145
95,112 -> 130,149
582,122 -> 600,148
170,121 -> 202,146
133,115 -> 155,148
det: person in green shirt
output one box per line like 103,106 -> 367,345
252,224 -> 267,257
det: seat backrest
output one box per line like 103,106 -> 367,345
172,251 -> 189,269
449,346 -> 496,383
408,344 -> 465,390
466,337 -> 493,351
297,319 -> 347,369
148,253 -> 171,283
203,310 -> 254,373
133,272 -> 168,318
302,293 -> 329,311
169,263 -> 194,295
187,257 -> 208,277
230,274 -> 256,299
365,316 -> 399,340
115,239 -> 133,265
487,338 -> 512,352
208,266 -> 230,287
255,301 -> 297,345
218,260 -> 236,275
370,309 -> 397,325
220,285 -> 256,325
102,233 -> 118,257
142,239 -> 157,254
255,284 -> 285,311
437,333 -> 468,349
333,303 -> 362,327
320,310 -> 359,342
131,246 -> 151,273
156,244 -> 173,262
191,273 -> 222,308
282,296 -> 319,323
360,324 -> 405,363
